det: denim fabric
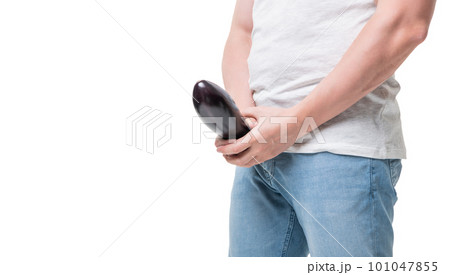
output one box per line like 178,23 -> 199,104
229,152 -> 402,257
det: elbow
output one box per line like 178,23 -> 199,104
378,11 -> 432,47
374,0 -> 435,47
389,21 -> 429,49
407,23 -> 429,45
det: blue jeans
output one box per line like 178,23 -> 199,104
229,152 -> 402,257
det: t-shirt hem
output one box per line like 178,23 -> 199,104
284,143 -> 407,160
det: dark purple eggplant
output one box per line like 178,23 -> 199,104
193,80 -> 250,139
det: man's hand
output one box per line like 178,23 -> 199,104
215,106 -> 300,167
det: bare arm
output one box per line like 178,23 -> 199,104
222,0 -> 255,111
217,0 -> 436,167
293,0 -> 436,127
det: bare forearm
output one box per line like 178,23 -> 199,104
292,0 -> 435,128
222,31 -> 255,110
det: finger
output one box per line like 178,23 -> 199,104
223,148 -> 255,167
224,151 -> 263,168
240,107 -> 259,119
244,117 -> 258,129
240,150 -> 262,167
242,157 -> 258,168
216,136 -> 252,155
215,136 -> 235,148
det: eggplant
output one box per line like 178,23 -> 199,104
193,80 -> 250,139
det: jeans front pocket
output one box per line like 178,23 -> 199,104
389,159 -> 402,188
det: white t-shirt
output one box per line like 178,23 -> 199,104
248,0 -> 406,159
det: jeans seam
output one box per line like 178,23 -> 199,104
262,160 -> 279,193
387,159 -> 399,202
369,158 -> 378,256
269,159 -> 276,189
281,208 -> 296,257
388,159 -> 394,186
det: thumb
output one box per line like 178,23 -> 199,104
240,106 -> 260,119
244,117 -> 258,129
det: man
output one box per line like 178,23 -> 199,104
216,0 -> 435,257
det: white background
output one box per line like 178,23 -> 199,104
0,0 -> 449,274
